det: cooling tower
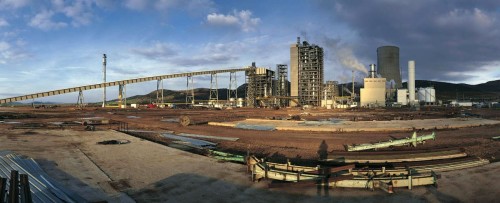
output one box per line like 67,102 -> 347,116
377,46 -> 402,88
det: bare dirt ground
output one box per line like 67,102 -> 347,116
0,106 -> 499,202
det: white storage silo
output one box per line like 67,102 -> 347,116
417,88 -> 426,102
425,87 -> 436,103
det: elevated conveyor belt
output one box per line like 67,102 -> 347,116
0,67 -> 250,104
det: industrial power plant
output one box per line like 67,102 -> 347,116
227,41 -> 441,110
0,37 -> 498,202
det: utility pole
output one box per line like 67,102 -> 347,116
352,70 -> 355,100
102,54 -> 107,108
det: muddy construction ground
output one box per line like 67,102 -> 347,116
0,106 -> 499,202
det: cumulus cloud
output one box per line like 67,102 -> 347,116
0,18 -> 8,27
0,0 -> 30,10
316,1 -> 500,83
28,10 -> 68,31
0,40 -> 29,64
142,41 -> 240,67
131,37 -> 268,67
124,0 -> 214,13
207,13 -> 239,25
206,10 -> 261,32
29,0 -> 98,30
124,0 -> 148,10
131,42 -> 178,60
24,0 -> 215,31
171,39 -> 259,66
59,0 -> 94,26
28,0 -> 101,30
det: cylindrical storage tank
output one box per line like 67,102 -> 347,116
408,60 -> 415,104
377,46 -> 402,88
418,88 -> 426,102
369,64 -> 376,78
425,87 -> 436,103
430,88 -> 435,102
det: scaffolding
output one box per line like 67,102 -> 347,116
275,64 -> 289,107
186,76 -> 195,104
228,71 -> 238,106
323,81 -> 338,100
76,89 -> 85,107
209,73 -> 218,106
156,79 -> 164,104
246,63 -> 275,107
293,40 -> 324,106
118,84 -> 126,107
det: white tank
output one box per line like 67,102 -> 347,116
417,88 -> 426,102
417,87 -> 436,103
425,87 -> 436,103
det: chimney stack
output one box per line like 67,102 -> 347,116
408,60 -> 415,105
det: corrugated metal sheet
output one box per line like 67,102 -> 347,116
161,133 -> 217,149
234,123 -> 276,131
177,133 -> 239,141
0,151 -> 86,203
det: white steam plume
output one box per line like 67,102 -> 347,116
323,37 -> 368,75
337,48 -> 368,75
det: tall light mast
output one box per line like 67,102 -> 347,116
102,54 -> 107,108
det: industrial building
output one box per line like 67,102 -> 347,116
395,60 -> 438,107
417,87 -> 436,105
275,64 -> 289,107
245,63 -> 275,107
290,37 -> 324,106
360,64 -> 386,107
321,81 -> 339,108
377,46 -> 402,89
397,89 -> 409,105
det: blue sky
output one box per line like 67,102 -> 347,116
0,0 -> 499,103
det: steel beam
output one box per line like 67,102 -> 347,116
76,89 -> 84,107
0,177 -> 6,203
228,71 -> 237,105
209,73 -> 218,106
186,76 -> 195,104
19,174 -> 32,203
0,67 -> 250,104
9,170 -> 19,203
118,84 -> 126,108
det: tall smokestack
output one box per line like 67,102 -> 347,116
408,60 -> 415,105
369,64 -> 376,78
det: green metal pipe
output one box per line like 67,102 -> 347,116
346,132 -> 436,152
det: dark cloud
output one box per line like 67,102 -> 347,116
316,0 -> 500,82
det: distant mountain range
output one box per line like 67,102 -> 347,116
122,85 -> 248,104
403,80 -> 500,100
126,79 -> 499,104
2,80 -> 498,106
